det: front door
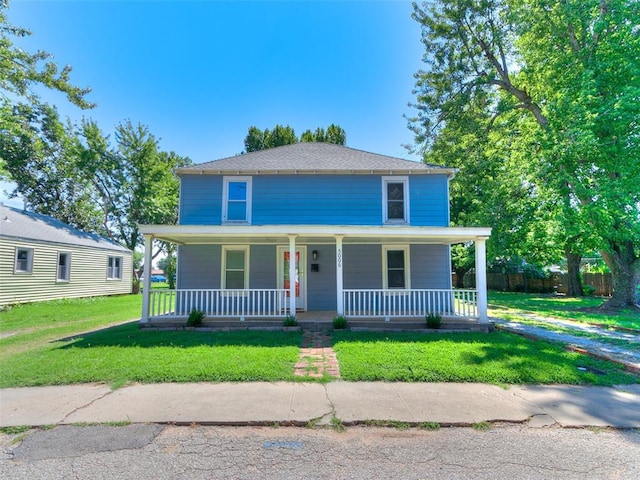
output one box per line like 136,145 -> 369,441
278,247 -> 306,311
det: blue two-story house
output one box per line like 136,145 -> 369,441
139,143 -> 491,326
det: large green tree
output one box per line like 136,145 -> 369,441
0,1 -> 93,110
0,0 -> 94,177
300,123 -> 347,145
410,0 -> 639,307
77,120 -> 191,254
0,103 -> 103,231
244,124 -> 298,152
244,123 -> 346,152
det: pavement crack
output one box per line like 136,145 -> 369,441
322,384 -> 338,425
60,387 -> 116,424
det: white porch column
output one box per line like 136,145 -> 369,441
335,235 -> 344,315
288,235 -> 297,316
475,237 -> 488,323
141,234 -> 153,322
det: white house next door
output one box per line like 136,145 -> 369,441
277,246 -> 306,311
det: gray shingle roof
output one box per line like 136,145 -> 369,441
0,204 -> 130,252
176,142 -> 455,175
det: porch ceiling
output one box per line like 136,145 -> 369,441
138,224 -> 491,246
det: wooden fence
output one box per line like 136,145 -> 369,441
454,272 -> 614,296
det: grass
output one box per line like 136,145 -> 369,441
332,331 -> 637,386
0,295 -> 143,358
0,322 -> 302,387
472,421 -> 491,431
488,292 -> 640,330
1,293 -> 637,388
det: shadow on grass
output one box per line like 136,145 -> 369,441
331,330 -> 638,385
57,322 -> 303,349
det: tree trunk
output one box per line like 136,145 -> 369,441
565,249 -> 583,297
454,267 -> 471,288
600,241 -> 640,309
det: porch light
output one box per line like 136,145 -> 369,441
312,250 -> 318,260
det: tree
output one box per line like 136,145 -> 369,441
451,243 -> 475,288
157,245 -> 177,289
244,123 -> 347,152
410,0 -> 639,308
243,124 -> 297,152
77,120 -> 191,255
0,0 -> 94,178
0,1 -> 93,110
0,103 -> 103,231
300,123 -> 347,145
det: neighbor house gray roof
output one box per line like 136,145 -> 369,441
0,205 -> 130,253
176,142 -> 456,176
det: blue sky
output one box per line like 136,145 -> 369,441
3,0 -> 426,206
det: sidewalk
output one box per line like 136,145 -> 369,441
2,382 -> 640,429
492,314 -> 640,374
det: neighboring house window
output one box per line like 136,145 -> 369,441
382,176 -> 409,224
107,256 -> 123,280
57,252 -> 71,282
222,246 -> 249,289
223,176 -> 252,224
382,246 -> 410,289
15,247 -> 34,273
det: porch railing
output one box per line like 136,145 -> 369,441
148,288 -> 477,320
149,289 -> 289,319
343,289 -> 478,318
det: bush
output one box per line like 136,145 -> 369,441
426,313 -> 442,329
582,284 -> 597,296
333,315 -> 348,329
187,308 -> 205,327
283,315 -> 298,327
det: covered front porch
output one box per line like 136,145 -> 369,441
138,224 -> 491,327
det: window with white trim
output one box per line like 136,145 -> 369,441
15,247 -> 34,273
107,256 -> 123,280
222,246 -> 249,289
57,252 -> 71,281
382,246 -> 410,289
223,176 -> 252,224
382,176 -> 409,224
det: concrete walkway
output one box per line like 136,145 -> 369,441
493,313 -> 640,374
2,382 -> 640,429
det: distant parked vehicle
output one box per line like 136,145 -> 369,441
151,275 -> 167,282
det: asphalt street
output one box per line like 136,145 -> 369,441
2,424 -> 639,479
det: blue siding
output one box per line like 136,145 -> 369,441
178,173 -> 450,226
410,244 -> 451,289
177,245 -> 221,289
343,245 -> 383,289
253,175 -> 381,225
179,176 -> 223,225
409,175 -> 449,227
250,245 -> 277,288
177,242 -> 452,311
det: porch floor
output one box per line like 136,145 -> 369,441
140,311 -> 493,333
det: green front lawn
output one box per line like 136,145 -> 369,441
1,294 -> 637,388
0,322 -> 302,387
0,295 -> 143,358
333,331 -> 636,386
488,292 -> 640,330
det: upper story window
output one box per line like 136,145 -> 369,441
382,176 -> 409,224
107,256 -> 123,280
15,247 -> 34,273
223,176 -> 252,224
57,252 -> 71,282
